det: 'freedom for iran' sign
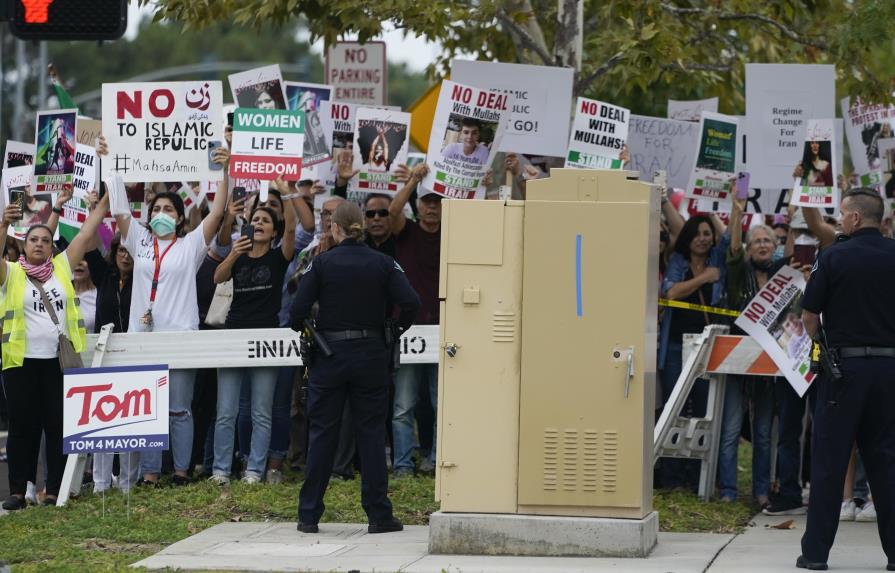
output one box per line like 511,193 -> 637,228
63,365 -> 170,454
230,108 -> 305,180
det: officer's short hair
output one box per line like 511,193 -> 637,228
843,188 -> 884,224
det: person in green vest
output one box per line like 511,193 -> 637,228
0,192 -> 109,510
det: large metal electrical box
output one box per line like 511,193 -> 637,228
436,168 -> 659,519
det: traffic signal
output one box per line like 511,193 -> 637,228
9,0 -> 128,41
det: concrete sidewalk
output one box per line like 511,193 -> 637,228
132,513 -> 887,572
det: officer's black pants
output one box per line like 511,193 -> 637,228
802,357 -> 895,564
298,339 -> 393,524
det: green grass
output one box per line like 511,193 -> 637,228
0,444 -> 758,571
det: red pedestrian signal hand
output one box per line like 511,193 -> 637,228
22,0 -> 54,23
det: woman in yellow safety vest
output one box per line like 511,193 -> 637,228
0,193 -> 109,510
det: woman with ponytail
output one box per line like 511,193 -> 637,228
0,192 -> 109,510
209,201 -> 295,484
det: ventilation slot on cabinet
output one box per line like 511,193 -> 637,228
562,429 -> 579,492
603,430 -> 618,493
582,430 -> 599,493
492,311 -> 516,342
543,428 -> 558,491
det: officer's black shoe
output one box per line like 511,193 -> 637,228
368,517 -> 404,534
886,564 -> 895,571
297,522 -> 319,533
796,555 -> 828,570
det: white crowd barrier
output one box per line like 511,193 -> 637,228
79,324 -> 440,368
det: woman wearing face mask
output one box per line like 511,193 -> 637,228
717,199 -> 796,506
209,203 -> 296,484
86,231 -> 138,493
658,213 -> 728,491
107,138 -> 229,486
0,192 -> 109,510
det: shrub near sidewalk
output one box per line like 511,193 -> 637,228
0,444 -> 756,571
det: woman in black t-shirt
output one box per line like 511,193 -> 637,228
209,203 -> 296,484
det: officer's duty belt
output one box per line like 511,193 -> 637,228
837,347 -> 895,359
322,329 -> 383,342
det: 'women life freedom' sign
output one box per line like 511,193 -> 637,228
229,108 -> 305,180
685,112 -> 739,201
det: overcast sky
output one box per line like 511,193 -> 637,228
128,1 -> 442,73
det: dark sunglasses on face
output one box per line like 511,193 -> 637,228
365,209 -> 389,219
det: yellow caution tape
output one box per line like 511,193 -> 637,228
658,298 -> 741,318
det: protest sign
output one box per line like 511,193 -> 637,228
286,81 -> 333,167
451,60 -> 573,157
877,138 -> 895,211
72,144 -> 98,198
320,101 -> 400,190
667,97 -> 719,122
229,108 -> 305,181
326,41 -> 387,106
564,98 -> 629,169
421,81 -> 512,199
627,115 -> 699,189
102,81 -> 224,182
840,96 -> 895,186
63,365 -> 170,454
685,112 -> 738,201
351,107 -> 410,194
34,109 -> 77,194
4,140 -> 34,168
229,65 -> 287,109
4,165 -> 51,240
790,119 -> 838,208
76,118 -> 102,147
744,64 -> 835,189
734,266 -> 814,397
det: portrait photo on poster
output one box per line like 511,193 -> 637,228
440,113 -> 497,167
35,111 -> 77,183
234,81 -> 287,110
286,82 -> 332,113
357,119 -> 406,172
797,140 -> 834,188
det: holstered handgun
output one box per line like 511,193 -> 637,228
384,318 -> 401,372
300,319 -> 333,368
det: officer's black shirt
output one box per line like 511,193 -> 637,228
801,227 -> 895,348
290,238 -> 420,332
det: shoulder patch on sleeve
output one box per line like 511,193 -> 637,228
305,261 -> 313,273
393,260 -> 404,273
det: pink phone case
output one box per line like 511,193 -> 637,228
735,172 -> 750,200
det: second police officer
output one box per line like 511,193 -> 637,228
290,201 -> 420,534
797,189 -> 895,570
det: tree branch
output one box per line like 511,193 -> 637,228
574,51 -> 624,94
660,3 -> 828,50
663,62 -> 732,73
495,7 -> 553,66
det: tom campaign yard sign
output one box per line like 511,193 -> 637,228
63,365 -> 170,454
230,108 -> 305,180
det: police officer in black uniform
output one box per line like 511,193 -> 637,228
797,189 -> 895,570
291,201 -> 420,534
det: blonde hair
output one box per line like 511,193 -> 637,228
332,201 -> 365,241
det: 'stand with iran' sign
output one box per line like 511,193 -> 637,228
229,108 -> 305,180
63,365 -> 170,454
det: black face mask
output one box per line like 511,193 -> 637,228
752,258 -> 774,272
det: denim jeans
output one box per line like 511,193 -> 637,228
392,364 -> 438,472
239,367 -> 294,462
215,367 -> 278,478
718,375 -> 775,500
141,369 -> 197,475
93,452 -> 140,492
775,380 -> 808,503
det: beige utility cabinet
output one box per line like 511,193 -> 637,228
436,168 -> 659,520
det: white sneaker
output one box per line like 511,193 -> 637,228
241,474 -> 262,485
25,482 -> 38,505
208,475 -> 230,486
840,499 -> 857,521
856,501 -> 877,522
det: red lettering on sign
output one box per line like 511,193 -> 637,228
581,100 -> 599,116
148,90 -> 175,118
67,384 -> 153,426
344,48 -> 367,64
117,91 -> 142,120
451,84 -> 472,104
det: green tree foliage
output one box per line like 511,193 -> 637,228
145,0 -> 895,116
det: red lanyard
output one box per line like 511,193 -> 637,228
150,237 -> 177,305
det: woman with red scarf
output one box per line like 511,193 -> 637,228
0,192 -> 109,510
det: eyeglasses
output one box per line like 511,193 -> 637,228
365,209 -> 389,219
751,238 -> 775,246
320,210 -> 333,218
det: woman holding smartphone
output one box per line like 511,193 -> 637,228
209,197 -> 296,484
100,136 -> 229,486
